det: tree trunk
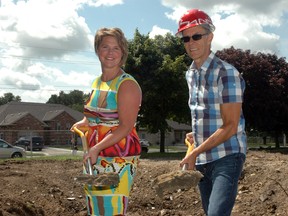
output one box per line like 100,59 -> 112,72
263,136 -> 267,145
275,132 -> 280,149
159,129 -> 165,153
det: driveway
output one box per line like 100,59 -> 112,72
26,147 -> 83,157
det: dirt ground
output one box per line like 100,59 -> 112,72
0,149 -> 288,216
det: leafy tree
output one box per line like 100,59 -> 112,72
216,47 -> 288,147
125,30 -> 191,152
0,92 -> 21,105
46,90 -> 86,112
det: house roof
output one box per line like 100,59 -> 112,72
0,102 -> 84,126
167,119 -> 191,131
42,110 -> 65,121
1,112 -> 29,126
1,111 -> 48,127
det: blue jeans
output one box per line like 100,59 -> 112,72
196,153 -> 246,216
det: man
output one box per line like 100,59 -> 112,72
177,9 -> 247,216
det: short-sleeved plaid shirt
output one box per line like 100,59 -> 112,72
186,52 -> 247,165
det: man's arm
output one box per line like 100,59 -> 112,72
181,102 -> 242,169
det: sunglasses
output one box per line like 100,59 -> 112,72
181,33 -> 209,43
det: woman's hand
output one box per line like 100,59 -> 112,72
70,117 -> 89,132
84,144 -> 101,166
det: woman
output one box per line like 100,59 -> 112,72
72,27 -> 142,216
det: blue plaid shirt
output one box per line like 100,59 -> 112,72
186,52 -> 247,165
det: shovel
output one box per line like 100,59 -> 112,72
72,127 -> 120,187
154,139 -> 203,197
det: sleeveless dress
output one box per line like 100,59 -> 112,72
83,72 -> 141,216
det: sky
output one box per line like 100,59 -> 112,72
0,0 -> 288,103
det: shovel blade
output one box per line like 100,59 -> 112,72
75,172 -> 120,187
154,170 -> 203,197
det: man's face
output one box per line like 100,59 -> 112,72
182,26 -> 213,67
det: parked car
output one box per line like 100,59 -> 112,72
140,139 -> 150,153
15,136 -> 44,151
0,139 -> 26,159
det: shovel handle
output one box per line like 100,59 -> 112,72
185,138 -> 194,157
182,138 -> 195,170
72,127 -> 93,175
73,127 -> 89,152
86,157 -> 93,175
182,163 -> 188,171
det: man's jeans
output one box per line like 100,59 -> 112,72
196,153 -> 246,216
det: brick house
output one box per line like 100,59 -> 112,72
0,102 -> 191,147
138,119 -> 191,145
0,101 -> 84,145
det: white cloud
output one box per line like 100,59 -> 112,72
1,0 -> 287,103
0,68 -> 41,90
161,0 -> 288,56
0,0 -> 92,56
212,12 -> 280,54
149,25 -> 172,38
85,0 -> 124,7
0,0 -> 98,102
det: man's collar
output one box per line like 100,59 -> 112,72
190,51 -> 215,71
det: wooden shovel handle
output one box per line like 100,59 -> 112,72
72,127 -> 93,175
185,138 -> 194,157
73,127 -> 89,152
182,138 -> 195,171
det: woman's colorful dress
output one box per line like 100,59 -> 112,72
83,72 -> 141,216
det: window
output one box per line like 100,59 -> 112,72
174,131 -> 183,143
66,123 -> 71,130
56,123 -> 61,131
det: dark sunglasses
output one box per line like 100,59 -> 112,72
181,33 -> 209,43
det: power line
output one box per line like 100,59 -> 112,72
0,42 -> 98,65
0,42 -> 95,54
0,84 -> 91,92
0,54 -> 99,65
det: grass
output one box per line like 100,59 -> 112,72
28,155 -> 82,161
48,144 -> 84,151
0,155 -> 83,164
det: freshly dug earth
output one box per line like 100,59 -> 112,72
75,172 -> 120,186
154,169 -> 203,197
0,150 -> 288,216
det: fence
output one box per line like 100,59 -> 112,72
1,129 -> 286,149
0,129 -> 78,147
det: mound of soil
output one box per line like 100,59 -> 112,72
0,150 -> 287,216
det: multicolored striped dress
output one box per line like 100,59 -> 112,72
83,72 -> 141,216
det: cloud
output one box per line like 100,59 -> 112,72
1,0 -> 287,103
0,67 -> 41,91
0,0 -> 98,102
162,0 -> 288,56
1,0 -> 92,57
84,0 -> 124,7
149,25 -> 172,38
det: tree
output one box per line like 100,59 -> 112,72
216,47 -> 288,147
125,30 -> 191,152
46,90 -> 86,112
0,92 -> 21,105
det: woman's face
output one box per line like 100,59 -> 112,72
97,36 -> 123,69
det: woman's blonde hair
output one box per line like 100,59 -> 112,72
94,27 -> 128,66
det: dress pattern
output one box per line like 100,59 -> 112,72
83,72 -> 141,215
